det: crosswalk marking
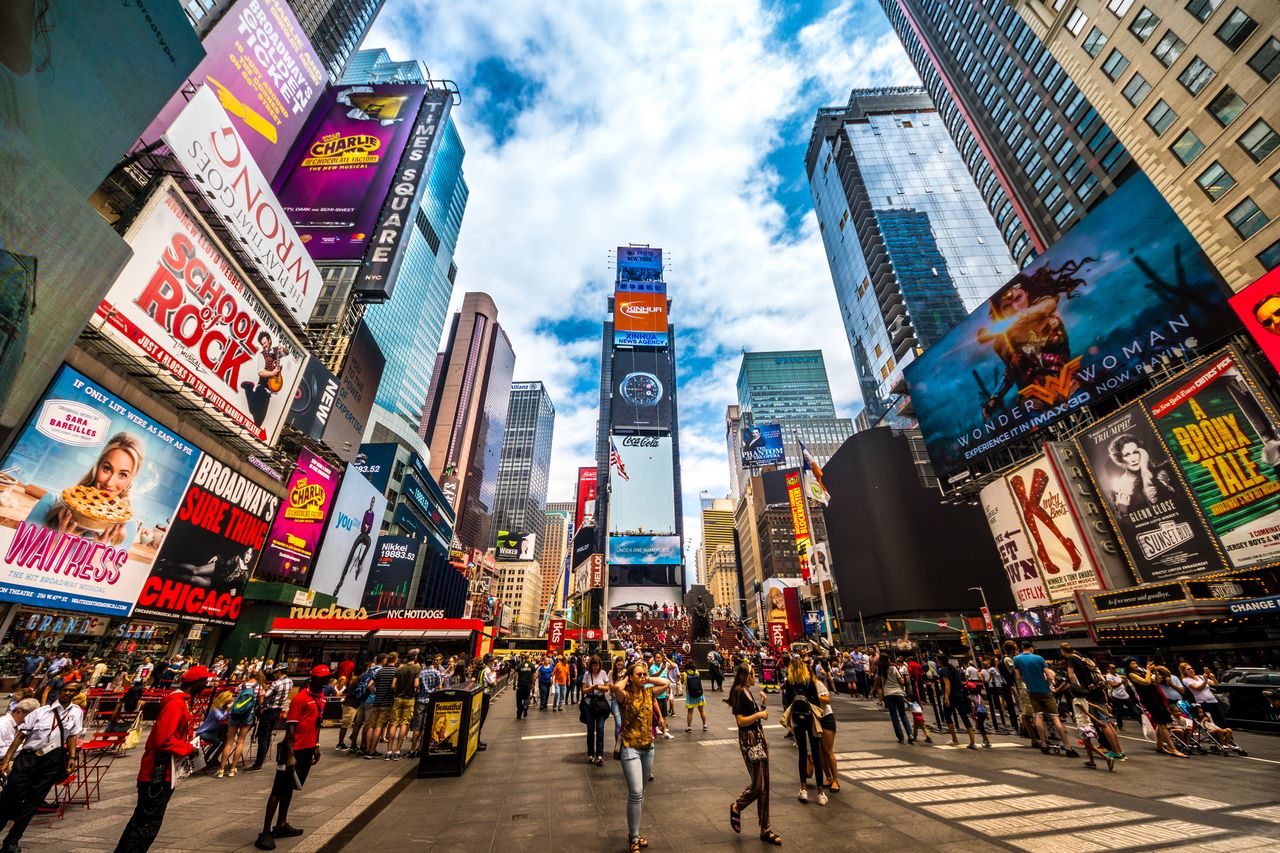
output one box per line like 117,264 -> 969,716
1160,836 -> 1280,851
928,741 -> 1021,749
696,739 -> 737,747
833,752 -> 882,760
1159,795 -> 1232,811
840,765 -> 945,779
962,806 -> 1148,835
889,783 -> 1028,804
839,758 -> 912,768
1001,769 -> 1039,778
1231,805 -> 1280,824
922,794 -> 1088,818
1076,819 -> 1225,847
862,774 -> 986,791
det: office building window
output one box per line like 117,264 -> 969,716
1177,57 -> 1215,95
1107,0 -> 1134,17
1226,197 -> 1269,239
1129,7 -> 1160,41
1145,99 -> 1177,135
1102,49 -> 1130,81
1195,161 -> 1235,200
1066,8 -> 1088,36
1238,120 -> 1279,162
1123,73 -> 1152,106
1259,239 -> 1280,271
1152,30 -> 1186,66
1083,26 -> 1108,57
1185,0 -> 1221,23
1207,87 -> 1247,126
1215,8 -> 1257,51
1249,37 -> 1280,82
1171,128 -> 1205,165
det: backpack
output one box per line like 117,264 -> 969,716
352,669 -> 377,704
231,683 -> 258,717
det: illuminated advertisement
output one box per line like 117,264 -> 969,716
614,291 -> 668,347
96,182 -> 305,445
273,84 -> 429,261
1146,349 -> 1280,570
134,456 -> 279,626
575,467 -> 598,531
979,479 -> 1050,608
0,366 -> 202,616
322,321 -> 385,461
495,530 -> 536,562
741,423 -> 785,467
1229,267 -> 1280,377
997,607 -> 1066,639
355,443 -> 398,493
308,465 -> 388,609
609,436 -> 675,535
361,536 -> 418,611
610,349 -> 674,431
255,450 -> 338,581
617,247 -> 663,282
1075,403 -> 1224,582
1006,456 -> 1104,601
609,536 -> 681,564
903,177 -> 1238,476
785,470 -> 812,582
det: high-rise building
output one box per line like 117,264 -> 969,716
699,496 -> 738,596
807,88 -> 1019,427
706,546 -> 741,616
725,404 -> 744,500
492,382 -> 556,561
287,0 -> 385,81
419,292 -> 517,551
876,0 -> 1136,266
1010,0 -> 1279,287
497,560 -> 543,637
540,505 -> 574,617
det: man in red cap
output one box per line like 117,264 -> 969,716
113,665 -> 212,852
255,665 -> 330,850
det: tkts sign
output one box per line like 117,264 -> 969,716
547,618 -> 566,652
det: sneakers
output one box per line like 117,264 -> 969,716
817,791 -> 828,806
272,825 -> 304,839
215,769 -> 224,778
702,725 -> 708,732
797,788 -> 808,803
662,731 -> 675,740
254,832 -> 276,851
1064,749 -> 1080,758
335,743 -> 348,752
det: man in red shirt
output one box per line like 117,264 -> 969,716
254,665 -> 330,851
335,655 -> 356,683
114,665 -> 213,852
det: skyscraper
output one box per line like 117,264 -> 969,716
699,496 -> 736,589
419,292 -> 517,551
807,88 -> 1019,427
493,382 -> 556,560
877,0 -> 1136,266
540,505 -> 574,618
287,0 -> 385,81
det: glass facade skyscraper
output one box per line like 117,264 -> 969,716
287,0 -> 385,82
736,351 -> 838,421
493,383 -> 556,562
807,87 -> 1018,427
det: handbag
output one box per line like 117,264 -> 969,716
589,691 -> 611,717
742,726 -> 767,764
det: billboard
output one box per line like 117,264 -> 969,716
616,247 -> 663,282
979,479 -> 1051,608
575,467 -> 598,531
362,536 -> 418,610
355,443 -> 398,493
609,436 -> 676,535
255,450 -> 338,581
610,349 -> 674,431
322,321 -> 385,461
495,530 -> 536,562
97,182 -> 305,444
1146,350 -> 1280,570
609,536 -> 681,564
1075,403 -> 1224,582
1006,456 -> 1104,601
761,469 -> 791,509
0,366 -> 202,616
903,176 -> 1238,476
741,423 -> 785,467
997,607 -> 1066,639
308,465 -> 388,608
134,456 -> 278,626
286,358 -> 338,439
162,87 -> 321,324
614,291 -> 668,347
145,0 -> 326,181
786,470 -> 812,582
1229,267 -> 1280,376
274,84 -> 429,261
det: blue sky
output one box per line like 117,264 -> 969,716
367,0 -> 919,567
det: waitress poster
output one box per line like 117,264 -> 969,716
0,366 -> 202,615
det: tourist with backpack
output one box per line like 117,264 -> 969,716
219,671 -> 265,777
338,659 -> 379,754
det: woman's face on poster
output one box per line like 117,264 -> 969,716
95,448 -> 136,495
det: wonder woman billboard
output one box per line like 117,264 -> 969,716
904,176 -> 1237,477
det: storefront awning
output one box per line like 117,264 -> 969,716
375,628 -> 472,640
259,628 -> 373,640
262,616 -> 487,642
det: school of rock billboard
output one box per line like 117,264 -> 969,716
1005,456 -> 1104,601
904,176 -> 1238,477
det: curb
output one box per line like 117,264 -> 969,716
293,762 -> 417,853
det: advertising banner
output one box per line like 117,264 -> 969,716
1006,456 -> 1104,601
1043,441 -> 1138,590
610,350 -> 674,431
308,465 -> 388,608
162,87 -> 321,324
608,436 -> 675,535
613,291 -> 668,347
761,469 -> 791,509
428,699 -> 461,754
786,470 -> 812,582
741,423 -> 785,467
588,553 -> 605,590
616,247 -> 663,282
782,586 -> 805,644
322,320 -> 385,461
575,467 -> 598,531
548,618 -> 566,652
361,536 -> 418,610
0,366 -> 202,616
495,530 -> 536,562
1146,350 -> 1280,569
609,535 -> 681,565
1229,267 -> 1280,376
286,357 -> 338,439
98,183 -> 305,444
135,455 -> 279,626
1075,403 -> 1224,582
767,621 -> 788,649
274,84 -> 429,261
255,449 -> 338,581
997,607 -> 1066,639
355,443 -> 398,493
904,176 -> 1238,476
979,479 -> 1051,608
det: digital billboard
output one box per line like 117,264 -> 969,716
355,443 -> 398,493
495,530 -> 536,562
286,358 -> 338,440
617,247 -> 662,282
997,607 -> 1066,639
273,84 -> 429,261
903,176 -> 1238,476
741,423 -> 785,467
1075,402 -> 1224,582
614,291 -> 668,347
0,366 -> 202,616
979,479 -> 1050,608
610,349 -> 674,431
362,536 -> 418,611
786,470 -> 812,582
1229,267 -> 1280,377
575,467 -> 598,531
1146,349 -> 1280,570
1006,456 -> 1104,601
321,321 -> 385,461
308,465 -> 388,608
609,536 -> 681,564
255,449 -> 338,581
609,436 -> 675,535
134,456 -> 279,626
761,469 -> 791,509
144,0 -> 326,181
97,182 -> 305,445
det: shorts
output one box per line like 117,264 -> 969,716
341,705 -> 357,728
270,747 -> 316,798
686,695 -> 705,708
943,701 -> 972,729
368,704 -> 393,728
1018,690 -> 1034,718
1027,692 -> 1059,718
228,712 -> 254,729
392,697 -> 416,727
819,714 -> 836,733
1073,697 -> 1114,727
411,700 -> 429,732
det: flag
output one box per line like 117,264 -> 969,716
610,438 -> 629,480
799,438 -> 825,488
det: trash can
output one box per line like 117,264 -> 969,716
417,684 -> 484,777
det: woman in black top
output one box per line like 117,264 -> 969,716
784,655 -> 826,804
727,664 -> 780,845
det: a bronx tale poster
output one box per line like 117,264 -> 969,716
1146,349 -> 1280,570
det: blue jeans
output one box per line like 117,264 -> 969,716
538,681 -> 551,709
554,684 -> 567,709
612,697 -> 622,740
586,711 -> 606,758
620,745 -> 654,842
884,694 -> 910,742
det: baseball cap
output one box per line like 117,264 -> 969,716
311,664 -> 332,678
181,666 -> 214,684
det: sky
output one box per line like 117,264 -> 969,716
366,0 -> 919,575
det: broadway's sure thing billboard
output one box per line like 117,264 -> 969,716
96,182 -> 305,445
979,479 -> 1051,608
614,291 -> 668,347
362,536 -> 418,611
1146,350 -> 1280,570
611,349 -> 674,431
1076,402 -> 1224,582
134,456 -> 278,626
1006,456 -> 1104,601
144,0 -> 326,181
904,176 -> 1238,476
308,465 -> 388,609
609,436 -> 676,535
255,450 -> 338,581
741,423 -> 785,467
0,366 -> 202,616
1229,267 -> 1280,376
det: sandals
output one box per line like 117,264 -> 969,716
730,803 -> 742,834
760,829 -> 783,845
635,839 -> 648,849
827,781 -> 840,793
